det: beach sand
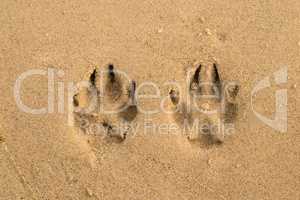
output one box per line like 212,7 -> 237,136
0,0 -> 299,199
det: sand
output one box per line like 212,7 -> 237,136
0,0 -> 299,199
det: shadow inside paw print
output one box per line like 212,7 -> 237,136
73,64 -> 138,143
169,63 -> 239,147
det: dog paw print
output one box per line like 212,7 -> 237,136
168,63 -> 239,146
73,64 -> 138,143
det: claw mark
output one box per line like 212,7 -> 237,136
73,94 -> 79,107
193,65 -> 201,85
89,69 -> 97,86
212,63 -> 221,98
108,64 -> 115,83
212,63 -> 220,86
169,89 -> 179,105
190,64 -> 201,92
105,64 -> 123,101
129,80 -> 136,104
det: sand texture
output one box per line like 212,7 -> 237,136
0,0 -> 299,199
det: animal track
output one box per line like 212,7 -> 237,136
168,63 -> 239,146
73,64 -> 138,143
72,63 -> 238,147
